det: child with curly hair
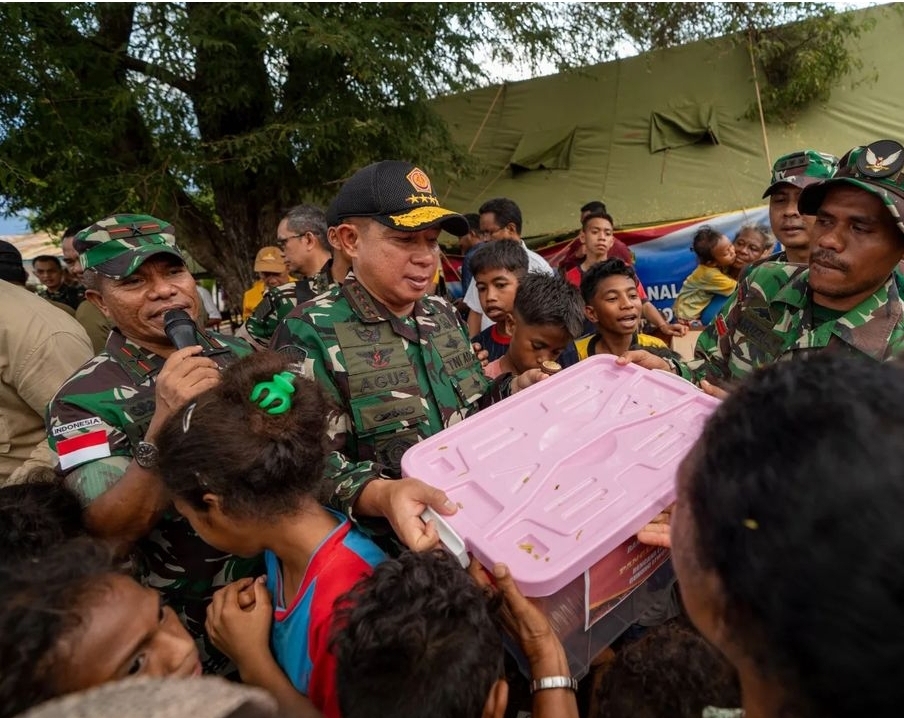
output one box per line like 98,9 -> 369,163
155,350 -> 385,718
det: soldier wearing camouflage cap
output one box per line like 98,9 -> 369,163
762,149 -> 839,264
622,139 -> 904,388
45,214 -> 259,674
271,161 -> 546,551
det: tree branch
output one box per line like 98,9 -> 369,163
119,53 -> 194,95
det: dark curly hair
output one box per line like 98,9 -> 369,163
0,538 -> 117,718
0,480 -> 86,568
330,550 -> 504,718
690,225 -> 723,263
156,350 -> 334,518
594,618 -> 740,717
579,258 -> 637,305
684,353 -> 904,717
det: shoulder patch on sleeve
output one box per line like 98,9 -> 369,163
51,416 -> 102,437
276,344 -> 308,364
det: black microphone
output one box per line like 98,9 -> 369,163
163,309 -> 199,350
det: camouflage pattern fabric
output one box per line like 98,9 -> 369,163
46,328 -> 261,675
676,262 -> 904,386
74,214 -> 183,279
245,260 -> 337,348
270,273 -> 494,516
38,283 -> 85,311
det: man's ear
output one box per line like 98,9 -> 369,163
583,304 -> 598,325
85,289 -> 112,319
480,678 -> 509,718
335,222 -> 361,259
504,312 -> 516,337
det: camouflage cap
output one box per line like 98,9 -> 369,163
799,139 -> 904,235
331,160 -> 469,236
74,214 -> 183,279
762,150 -> 838,198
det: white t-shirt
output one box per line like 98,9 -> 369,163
464,241 -> 554,331
196,284 -> 221,320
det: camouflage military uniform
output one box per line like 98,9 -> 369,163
46,328 -> 260,674
39,283 -> 85,311
271,273 -> 502,515
244,259 -> 337,348
675,262 -> 904,386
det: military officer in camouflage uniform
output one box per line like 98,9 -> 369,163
245,204 -> 342,348
623,139 -> 904,388
271,161 -> 543,550
761,149 -> 838,264
45,214 -> 259,674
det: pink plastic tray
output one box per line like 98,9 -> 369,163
401,354 -> 719,597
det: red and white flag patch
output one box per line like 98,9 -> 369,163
57,429 -> 111,470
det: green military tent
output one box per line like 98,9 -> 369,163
432,4 -> 904,243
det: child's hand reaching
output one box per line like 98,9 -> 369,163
206,576 -> 273,671
637,504 -> 674,549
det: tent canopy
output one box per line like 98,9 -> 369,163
432,5 -> 903,242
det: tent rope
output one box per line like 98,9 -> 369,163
747,29 -> 772,170
441,83 -> 507,204
468,83 -> 506,154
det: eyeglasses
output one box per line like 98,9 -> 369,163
275,232 -> 309,250
478,226 -> 504,240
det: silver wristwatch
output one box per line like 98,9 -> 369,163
135,440 -> 159,469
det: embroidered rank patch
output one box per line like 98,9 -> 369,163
715,314 -> 728,337
276,345 -> 308,364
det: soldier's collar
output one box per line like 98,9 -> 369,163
108,330 -> 166,381
342,274 -> 436,322
833,274 -> 901,361
771,265 -> 811,310
342,274 -> 436,341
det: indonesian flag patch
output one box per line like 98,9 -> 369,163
57,429 -> 111,470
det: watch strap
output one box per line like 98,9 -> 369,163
529,675 -> 578,694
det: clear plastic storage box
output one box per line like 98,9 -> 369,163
401,355 -> 719,678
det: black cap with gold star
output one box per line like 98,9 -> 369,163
330,161 -> 468,236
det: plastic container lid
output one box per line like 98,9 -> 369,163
401,354 -> 719,596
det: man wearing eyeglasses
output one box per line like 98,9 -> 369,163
244,205 -> 347,347
463,197 -> 555,337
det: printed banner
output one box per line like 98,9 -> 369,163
583,535 -> 670,630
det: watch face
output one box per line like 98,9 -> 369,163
136,441 -> 158,468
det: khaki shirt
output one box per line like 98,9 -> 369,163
0,280 -> 93,484
75,299 -> 112,355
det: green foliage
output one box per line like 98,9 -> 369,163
0,2 -> 859,298
748,10 -> 875,124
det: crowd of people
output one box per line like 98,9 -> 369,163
2,136 -> 904,718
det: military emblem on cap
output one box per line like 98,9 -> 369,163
857,139 -> 904,178
799,139 -> 904,236
331,160 -> 469,237
406,168 -> 433,194
75,213 -> 182,279
762,150 -> 838,198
